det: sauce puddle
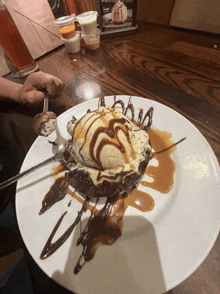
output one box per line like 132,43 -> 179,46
142,129 -> 177,194
125,189 -> 154,212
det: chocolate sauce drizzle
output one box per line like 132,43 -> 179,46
112,99 -> 125,111
140,107 -> 154,131
48,140 -> 58,146
39,96 -> 158,274
124,102 -> 135,122
97,167 -> 130,182
90,117 -> 131,169
151,137 -> 187,158
78,112 -> 108,165
99,96 -> 106,107
39,176 -> 69,215
40,198 -> 89,260
99,96 -> 154,131
74,193 -> 124,274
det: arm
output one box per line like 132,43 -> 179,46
0,76 -> 22,103
0,71 -> 65,106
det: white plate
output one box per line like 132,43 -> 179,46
16,96 -> 220,294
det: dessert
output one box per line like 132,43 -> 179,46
111,0 -> 127,24
40,96 -> 155,274
65,105 -> 152,198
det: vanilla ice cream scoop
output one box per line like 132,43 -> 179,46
67,106 -> 151,172
65,105 -> 152,198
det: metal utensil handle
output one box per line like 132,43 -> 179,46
43,90 -> 48,112
0,155 -> 56,191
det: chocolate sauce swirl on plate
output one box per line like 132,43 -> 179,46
40,198 -> 89,260
39,176 -> 69,215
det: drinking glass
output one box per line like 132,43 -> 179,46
0,1 -> 38,78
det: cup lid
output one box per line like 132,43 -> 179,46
54,14 -> 76,26
76,11 -> 98,22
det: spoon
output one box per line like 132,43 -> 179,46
33,90 -> 57,137
0,143 -> 66,191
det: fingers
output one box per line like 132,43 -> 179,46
19,71 -> 65,106
18,89 -> 45,107
24,91 -> 45,105
44,76 -> 65,98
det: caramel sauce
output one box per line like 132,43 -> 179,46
125,189 -> 155,212
141,129 -> 176,194
51,163 -> 67,180
116,129 -> 179,212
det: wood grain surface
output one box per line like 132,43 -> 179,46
4,22 -> 220,294
136,0 -> 175,24
36,23 -> 220,164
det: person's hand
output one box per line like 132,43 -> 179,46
18,71 -> 65,106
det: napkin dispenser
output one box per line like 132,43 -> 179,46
0,0 -> 63,76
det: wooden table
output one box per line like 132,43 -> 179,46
5,22 -> 220,294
